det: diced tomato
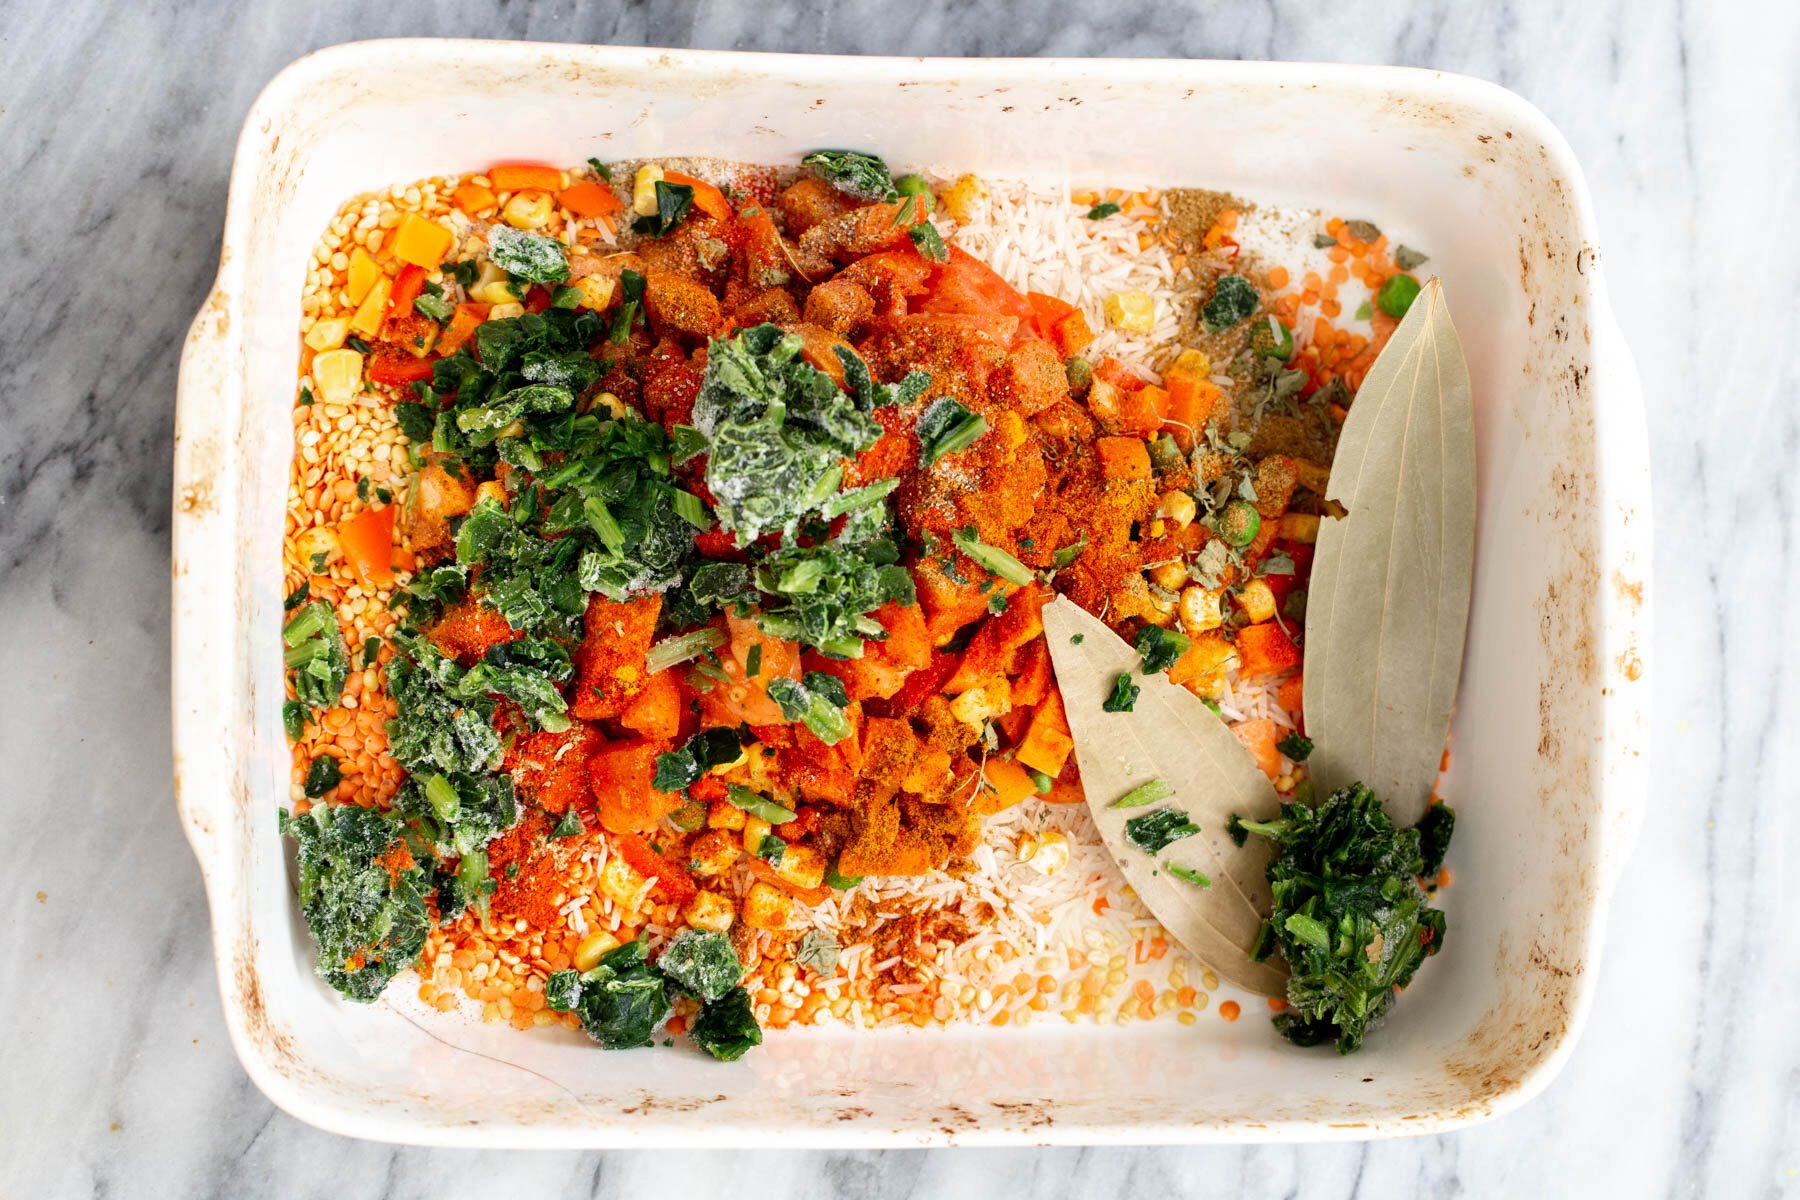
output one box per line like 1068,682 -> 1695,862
336,504 -> 396,588
438,303 -> 489,357
875,649 -> 961,717
388,264 -> 427,321
696,613 -> 801,728
1026,291 -> 1076,341
1093,356 -> 1147,392
524,284 -> 551,314
919,247 -> 1036,339
1262,540 -> 1315,608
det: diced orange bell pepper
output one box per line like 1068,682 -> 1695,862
1026,291 -> 1075,340
387,264 -> 427,321
488,162 -> 564,192
558,180 -> 623,219
367,353 -> 435,387
1163,356 -> 1222,450
663,170 -> 733,223
336,504 -> 396,588
1236,621 -> 1302,678
619,667 -> 683,742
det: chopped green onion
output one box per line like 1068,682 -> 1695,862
550,284 -> 583,309
645,627 -> 728,675
1168,863 -> 1212,888
423,772 -> 461,821
951,526 -> 1033,586
726,784 -> 796,825
584,496 -> 624,550
671,489 -> 711,530
1111,779 -> 1174,809
1102,673 -> 1140,713
744,644 -> 762,679
1086,201 -> 1121,220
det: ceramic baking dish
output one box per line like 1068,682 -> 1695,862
172,40 -> 1651,1146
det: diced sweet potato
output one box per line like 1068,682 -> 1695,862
571,594 -> 662,720
944,585 -> 1048,693
1015,705 -> 1075,777
619,665 -> 684,741
643,268 -> 722,340
404,462 -> 476,561
588,740 -> 681,835
507,722 -> 603,813
1231,718 -> 1284,780
1096,436 -> 1152,482
427,600 -> 521,664
776,176 -> 854,237
985,337 -> 1069,417
1236,621 -> 1302,678
802,276 -> 876,336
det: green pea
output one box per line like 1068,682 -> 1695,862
1221,500 -> 1261,548
1377,273 -> 1422,318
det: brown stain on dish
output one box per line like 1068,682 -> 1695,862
620,1093 -> 728,1116
1612,571 -> 1644,610
990,1100 -> 1058,1129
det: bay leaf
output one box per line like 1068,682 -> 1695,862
1304,277 -> 1475,826
1042,597 -> 1289,996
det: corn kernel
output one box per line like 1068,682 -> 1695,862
304,317 -> 351,353
939,174 -> 988,223
1104,290 -> 1156,334
486,301 -> 526,320
503,190 -> 554,230
774,842 -> 826,891
741,815 -> 772,855
1154,490 -> 1197,529
311,348 -> 363,404
1024,829 -> 1070,877
949,678 -> 1012,728
474,480 -> 508,507
295,526 -> 342,569
575,273 -> 617,312
1168,348 -> 1210,379
574,931 -> 621,972
632,164 -> 665,216
741,881 -> 793,930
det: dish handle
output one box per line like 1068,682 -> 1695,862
1590,295 -> 1652,898
171,287 -> 246,875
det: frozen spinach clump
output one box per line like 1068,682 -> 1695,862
693,324 -> 923,545
279,803 -> 430,1003
1234,783 -> 1453,1054
655,929 -> 743,1001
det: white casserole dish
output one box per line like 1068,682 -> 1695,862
172,40 -> 1651,1146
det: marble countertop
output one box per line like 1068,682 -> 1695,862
3,0 -> 1796,1195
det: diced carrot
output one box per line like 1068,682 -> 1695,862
1051,308 -> 1095,357
1096,436 -> 1151,482
437,303 -> 488,356
662,170 -> 732,222
452,183 -> 497,215
428,600 -> 519,662
1009,636 -> 1054,708
387,264 -> 427,322
571,594 -> 662,721
558,180 -> 623,219
1276,673 -> 1305,722
1231,718 -> 1284,780
489,162 -> 564,192
1164,369 -> 1221,450
1016,708 -> 1074,777
1236,622 -> 1302,678
1113,384 -> 1169,438
336,505 -> 395,588
995,706 -> 1032,745
588,742 -> 680,836
945,585 -> 1048,693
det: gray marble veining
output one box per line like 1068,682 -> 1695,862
2,0 -> 1797,1196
